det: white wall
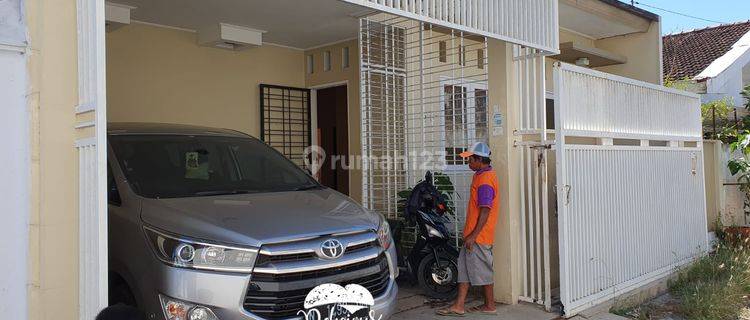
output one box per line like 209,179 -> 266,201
702,40 -> 750,107
0,48 -> 29,320
704,61 -> 750,107
0,0 -> 28,318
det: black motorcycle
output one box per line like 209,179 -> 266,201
391,172 -> 459,299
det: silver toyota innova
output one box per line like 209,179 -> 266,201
106,123 -> 398,320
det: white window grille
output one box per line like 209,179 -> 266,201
360,14 -> 489,246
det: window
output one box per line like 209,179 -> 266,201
306,55 -> 314,74
477,48 -> 485,69
323,51 -> 331,71
444,85 -> 467,166
439,41 -> 447,62
342,47 -> 350,68
442,81 -> 488,168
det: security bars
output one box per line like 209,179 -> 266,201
360,14 -> 489,246
259,84 -> 312,169
514,45 -> 553,310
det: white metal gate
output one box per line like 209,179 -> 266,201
514,45 -> 553,310
553,62 -> 707,316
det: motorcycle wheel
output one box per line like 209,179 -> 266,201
417,251 -> 458,300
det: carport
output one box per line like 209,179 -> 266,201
75,0 -> 561,318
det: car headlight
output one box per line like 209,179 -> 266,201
159,294 -> 218,320
377,214 -> 392,250
144,226 -> 258,273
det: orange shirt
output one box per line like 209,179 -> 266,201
463,167 -> 500,245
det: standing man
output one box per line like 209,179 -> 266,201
437,142 -> 499,316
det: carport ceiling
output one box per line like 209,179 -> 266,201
112,0 -> 368,50
559,0 -> 653,39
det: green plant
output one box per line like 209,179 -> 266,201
432,172 -> 457,215
728,131 -> 750,222
702,97 -> 737,141
396,172 -> 458,218
669,238 -> 750,320
664,76 -> 693,91
742,85 -> 750,110
701,97 -> 734,122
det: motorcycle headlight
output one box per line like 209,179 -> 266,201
425,225 -> 444,238
144,226 -> 258,273
376,214 -> 392,250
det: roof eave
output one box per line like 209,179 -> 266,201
597,0 -> 660,22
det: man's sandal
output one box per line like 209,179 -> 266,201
467,305 -> 498,315
436,308 -> 466,317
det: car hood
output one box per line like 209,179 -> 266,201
139,188 -> 380,248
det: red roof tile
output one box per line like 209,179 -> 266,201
663,21 -> 750,81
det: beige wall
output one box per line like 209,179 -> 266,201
559,29 -> 596,48
487,39 -> 522,304
107,23 -> 306,138
547,21 -> 664,90
25,0 -> 80,319
704,140 -> 723,231
304,40 -> 363,203
596,20 -> 663,85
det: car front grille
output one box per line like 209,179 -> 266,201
243,231 -> 390,319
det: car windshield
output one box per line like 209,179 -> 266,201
109,134 -> 319,198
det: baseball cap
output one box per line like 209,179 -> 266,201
459,142 -> 491,158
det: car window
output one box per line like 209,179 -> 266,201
108,135 -> 318,198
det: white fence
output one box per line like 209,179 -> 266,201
556,65 -> 702,139
554,63 -> 707,316
341,0 -> 558,53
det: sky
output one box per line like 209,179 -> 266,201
630,0 -> 750,35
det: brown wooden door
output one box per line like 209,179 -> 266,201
316,86 -> 349,195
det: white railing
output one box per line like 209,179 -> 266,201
554,62 -> 707,317
76,0 -> 108,317
556,63 -> 702,140
514,45 -> 548,133
340,0 -> 558,53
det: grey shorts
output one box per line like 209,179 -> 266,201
457,244 -> 494,286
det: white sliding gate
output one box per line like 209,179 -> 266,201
553,62 -> 707,317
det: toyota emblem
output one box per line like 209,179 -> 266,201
320,239 -> 345,259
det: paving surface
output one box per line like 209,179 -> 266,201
391,280 -> 561,320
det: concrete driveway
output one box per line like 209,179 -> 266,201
392,280 -> 561,320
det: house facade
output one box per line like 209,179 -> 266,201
663,21 -> 750,106
0,0 -> 706,319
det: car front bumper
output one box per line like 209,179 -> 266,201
140,245 -> 400,320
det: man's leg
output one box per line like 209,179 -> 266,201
480,284 -> 496,311
448,282 -> 471,312
438,248 -> 471,315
